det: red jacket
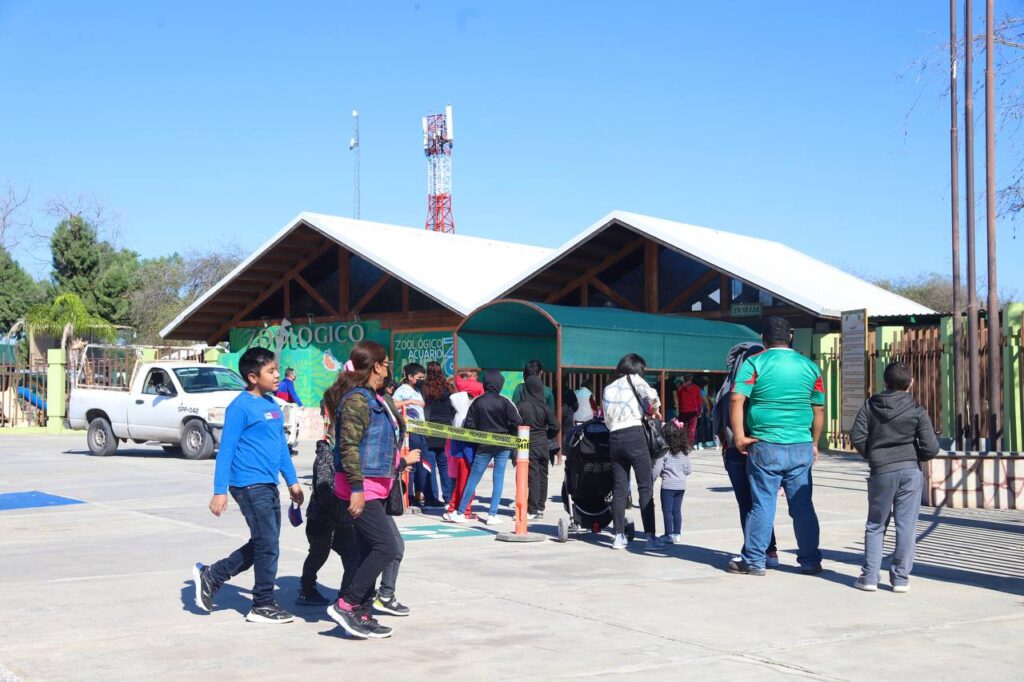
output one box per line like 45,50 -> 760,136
455,376 -> 485,398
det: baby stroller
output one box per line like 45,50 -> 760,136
557,419 -> 635,543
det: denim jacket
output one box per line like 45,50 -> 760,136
335,387 -> 400,487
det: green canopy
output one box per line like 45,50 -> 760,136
456,300 -> 761,372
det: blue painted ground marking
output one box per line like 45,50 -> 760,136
399,523 -> 489,541
0,491 -> 85,511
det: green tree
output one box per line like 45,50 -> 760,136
25,292 -> 116,373
0,246 -> 39,332
50,216 -> 102,309
95,247 -> 140,326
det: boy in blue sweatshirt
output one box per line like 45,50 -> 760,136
192,347 -> 304,623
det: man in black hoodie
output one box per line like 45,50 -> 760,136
517,374 -> 559,519
850,361 -> 940,593
450,371 -> 522,526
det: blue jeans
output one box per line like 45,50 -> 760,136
723,448 -> 777,554
430,447 -> 454,502
457,449 -> 511,516
209,483 -> 281,607
660,488 -> 685,535
742,441 -> 822,570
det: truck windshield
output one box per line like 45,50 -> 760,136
172,367 -> 247,393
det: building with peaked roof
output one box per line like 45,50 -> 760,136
160,209 -> 931,409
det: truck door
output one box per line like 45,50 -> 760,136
128,368 -> 182,441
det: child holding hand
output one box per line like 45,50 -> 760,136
654,420 -> 692,545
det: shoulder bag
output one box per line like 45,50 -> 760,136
626,376 -> 670,460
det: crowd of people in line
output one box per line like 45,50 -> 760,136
191,315 -> 940,640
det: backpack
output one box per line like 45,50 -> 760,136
310,439 -> 350,527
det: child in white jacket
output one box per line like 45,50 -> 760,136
653,420 -> 693,544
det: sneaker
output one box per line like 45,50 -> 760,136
766,551 -> 780,569
246,603 -> 295,624
727,559 -> 766,576
296,588 -> 331,607
612,533 -> 629,550
423,499 -> 446,510
646,535 -> 666,550
355,605 -> 393,638
192,563 -> 216,613
892,584 -> 911,593
528,512 -> 544,520
854,578 -> 878,592
669,534 -> 682,544
446,512 -> 468,524
800,564 -> 824,575
485,515 -> 504,526
373,594 -> 411,617
328,601 -> 372,639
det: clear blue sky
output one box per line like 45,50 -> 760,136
1,1 -> 1021,294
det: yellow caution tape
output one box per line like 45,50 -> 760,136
406,420 -> 529,450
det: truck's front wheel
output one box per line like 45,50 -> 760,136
87,418 -> 118,457
181,421 -> 215,460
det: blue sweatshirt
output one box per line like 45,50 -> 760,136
276,377 -> 303,406
213,391 -> 298,495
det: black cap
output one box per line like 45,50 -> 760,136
762,316 -> 792,343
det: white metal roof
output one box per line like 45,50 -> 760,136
488,210 -> 936,319
159,213 -> 552,339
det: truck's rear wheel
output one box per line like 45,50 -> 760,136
181,421 -> 215,460
87,418 -> 118,457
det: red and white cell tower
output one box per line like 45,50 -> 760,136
423,105 -> 455,233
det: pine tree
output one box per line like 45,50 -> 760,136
50,215 -> 102,310
0,246 -> 40,332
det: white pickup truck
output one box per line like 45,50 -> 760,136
67,361 -> 301,459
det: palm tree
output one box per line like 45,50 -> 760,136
25,292 -> 116,376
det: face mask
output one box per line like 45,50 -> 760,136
414,379 -> 425,392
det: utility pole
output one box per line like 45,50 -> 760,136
984,0 -> 1002,450
349,110 -> 361,219
950,0 -> 965,450
964,0 -> 982,450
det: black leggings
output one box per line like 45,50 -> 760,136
300,514 -> 361,596
341,499 -> 401,607
610,426 -> 656,536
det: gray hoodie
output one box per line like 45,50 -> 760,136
652,451 -> 692,491
850,390 -> 940,475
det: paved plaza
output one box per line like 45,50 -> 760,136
0,435 -> 1021,681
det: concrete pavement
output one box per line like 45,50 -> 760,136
0,434 -> 1021,681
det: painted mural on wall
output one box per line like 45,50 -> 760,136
220,320 -> 390,406
392,332 -> 455,377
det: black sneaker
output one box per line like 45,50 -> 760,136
296,587 -> 331,607
373,593 -> 411,617
246,602 -> 295,623
328,602 -> 372,639
355,605 -> 393,638
800,564 -> 824,575
192,563 -> 216,612
727,559 -> 766,576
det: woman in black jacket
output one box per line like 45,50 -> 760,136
517,374 -> 559,518
422,361 -> 455,505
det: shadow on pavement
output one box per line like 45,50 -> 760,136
64,447 -> 180,459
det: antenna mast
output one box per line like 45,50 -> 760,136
349,110 -> 360,219
423,104 -> 455,233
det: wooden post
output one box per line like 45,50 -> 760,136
645,241 -> 658,313
338,248 -> 350,316
720,274 -> 732,313
581,281 -> 589,307
283,279 -> 291,319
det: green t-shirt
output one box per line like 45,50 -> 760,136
733,348 -> 825,444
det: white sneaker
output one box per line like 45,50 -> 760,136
669,534 -> 682,544
612,534 -> 629,550
485,515 -> 504,526
892,584 -> 911,593
447,512 -> 468,524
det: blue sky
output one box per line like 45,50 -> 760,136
1,1 -> 1021,294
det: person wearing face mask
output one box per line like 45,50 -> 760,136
323,342 -> 420,640
392,363 -> 440,508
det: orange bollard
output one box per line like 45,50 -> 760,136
497,426 -> 543,542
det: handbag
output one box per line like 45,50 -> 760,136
626,376 -> 670,460
385,468 -> 405,516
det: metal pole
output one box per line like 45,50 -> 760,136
950,0 -> 965,450
964,0 -> 982,450
984,0 -> 1002,451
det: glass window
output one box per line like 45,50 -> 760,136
142,369 -> 174,396
173,367 -> 247,393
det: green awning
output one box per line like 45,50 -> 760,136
456,300 -> 761,372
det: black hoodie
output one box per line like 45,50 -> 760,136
464,370 -> 523,454
517,375 -> 559,457
850,390 -> 940,474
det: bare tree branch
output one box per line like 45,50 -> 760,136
0,179 -> 31,250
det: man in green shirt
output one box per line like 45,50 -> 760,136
728,316 -> 825,577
